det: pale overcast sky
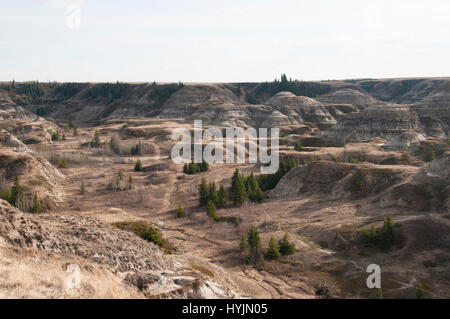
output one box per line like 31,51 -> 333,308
1,0 -> 450,82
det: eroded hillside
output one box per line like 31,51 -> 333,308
0,77 -> 449,299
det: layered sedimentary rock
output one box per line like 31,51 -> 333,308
413,82 -> 450,137
263,91 -> 336,126
316,88 -> 377,110
326,103 -> 421,143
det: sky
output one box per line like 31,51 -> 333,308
1,0 -> 450,82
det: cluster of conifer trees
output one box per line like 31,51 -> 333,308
257,157 -> 298,191
55,82 -> 82,99
183,160 -> 209,175
87,82 -> 129,100
0,177 -> 42,213
246,74 -> 331,104
358,214 -> 399,250
240,226 -> 296,266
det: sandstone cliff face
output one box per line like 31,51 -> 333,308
326,103 -> 422,143
0,90 -> 58,144
0,92 -> 37,121
413,82 -> 450,137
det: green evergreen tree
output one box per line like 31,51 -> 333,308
208,182 -> 218,205
278,232 -> 296,256
239,234 -> 247,252
10,177 -> 23,207
134,159 -> 143,171
231,169 -> 247,206
206,200 -> 218,221
217,185 -> 228,207
80,181 -> 86,195
416,282 -> 424,299
377,288 -> 383,299
90,130 -> 101,148
183,163 -> 189,174
0,187 -> 12,204
62,133 -> 66,141
189,160 -> 198,174
128,175 -> 133,190
265,236 -> 281,260
31,193 -> 42,214
177,203 -> 185,218
201,159 -> 209,172
73,127 -> 78,137
247,225 -> 263,265
199,178 -> 209,206
380,214 -> 395,249
51,131 -> 60,141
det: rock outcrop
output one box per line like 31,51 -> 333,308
0,130 -> 64,209
316,88 -> 378,110
0,200 -> 241,298
413,82 -> 450,137
326,103 -> 422,143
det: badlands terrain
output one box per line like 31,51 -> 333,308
0,77 -> 449,299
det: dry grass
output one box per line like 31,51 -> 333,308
0,243 -> 143,299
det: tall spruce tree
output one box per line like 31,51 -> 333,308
217,185 -> 227,207
10,177 -> 23,207
231,169 -> 247,206
199,178 -> 209,206
208,182 -> 218,205
247,225 -> 262,265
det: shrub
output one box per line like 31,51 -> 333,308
295,141 -> 304,152
80,181 -> 86,195
51,131 -> 60,141
416,282 -> 424,299
128,175 -> 133,190
176,203 -> 185,218
90,130 -> 101,148
113,221 -> 163,247
109,135 -> 121,154
0,188 -> 12,204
